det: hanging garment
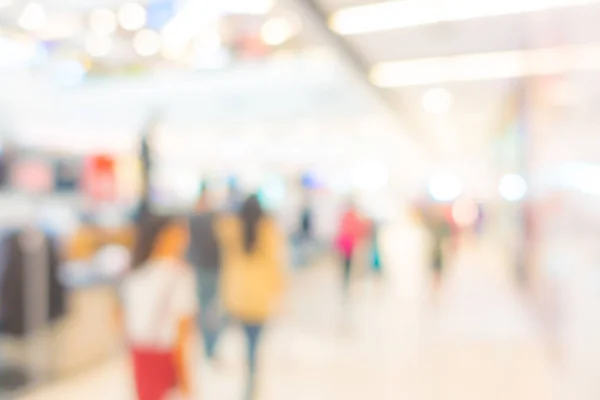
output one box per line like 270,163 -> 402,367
0,230 -> 66,337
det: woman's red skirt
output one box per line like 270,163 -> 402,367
130,346 -> 178,400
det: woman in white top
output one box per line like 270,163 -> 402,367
120,215 -> 198,400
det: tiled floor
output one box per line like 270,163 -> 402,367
20,226 -> 557,400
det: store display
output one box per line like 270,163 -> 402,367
11,156 -> 53,194
115,155 -> 142,202
0,229 -> 66,337
54,158 -> 81,192
84,154 -> 116,202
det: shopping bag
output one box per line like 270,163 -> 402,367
370,245 -> 382,273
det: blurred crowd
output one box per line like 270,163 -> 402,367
0,145 -> 500,400
121,182 -> 391,400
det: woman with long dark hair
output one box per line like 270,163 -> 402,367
217,194 -> 285,400
120,214 -> 198,400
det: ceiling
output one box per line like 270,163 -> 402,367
0,0 -> 420,174
4,0 -> 600,186
0,0 -> 320,75
304,0 -> 600,172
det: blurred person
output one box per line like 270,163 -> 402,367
420,204 -> 451,293
474,203 -> 485,237
217,194 -> 285,400
295,195 -> 314,267
120,215 -> 198,400
370,220 -> 384,277
134,112 -> 160,228
225,177 -> 244,212
313,190 -> 342,249
187,184 -> 224,362
335,202 -> 369,295
134,199 -> 152,226
299,195 -> 313,242
0,141 -> 14,189
139,111 -> 161,202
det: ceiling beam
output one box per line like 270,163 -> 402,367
283,0 -> 403,121
281,0 -> 439,151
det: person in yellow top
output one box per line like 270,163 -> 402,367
217,194 -> 285,400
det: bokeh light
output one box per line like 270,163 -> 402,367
85,35 -> 112,58
90,8 -> 117,36
118,2 -> 146,31
498,173 -> 527,201
18,2 -> 47,31
429,172 -> 462,201
133,29 -> 161,57
261,17 -> 295,46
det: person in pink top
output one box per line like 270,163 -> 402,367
335,203 -> 369,294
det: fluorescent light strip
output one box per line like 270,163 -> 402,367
330,0 -> 599,35
370,45 -> 600,87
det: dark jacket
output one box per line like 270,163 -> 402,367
0,230 -> 66,336
188,212 -> 222,270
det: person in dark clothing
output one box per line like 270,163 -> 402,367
136,111 -> 160,224
421,205 -> 451,293
225,177 -> 244,212
300,206 -> 312,241
188,187 -> 223,360
296,200 -> 314,267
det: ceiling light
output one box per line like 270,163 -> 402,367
90,8 -> 117,36
260,17 -> 295,46
371,51 -> 525,87
133,29 -> 161,57
429,172 -> 462,202
161,25 -> 191,60
422,88 -> 453,114
223,0 -> 275,15
556,163 -> 600,195
158,0 -> 223,61
18,2 -> 47,31
330,0 -> 599,35
353,161 -> 389,192
370,45 -> 600,87
118,2 -> 146,31
85,35 -> 112,57
160,15 -> 195,60
499,174 -> 527,201
37,13 -> 82,40
161,39 -> 187,61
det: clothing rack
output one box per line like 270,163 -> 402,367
0,226 -> 64,395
